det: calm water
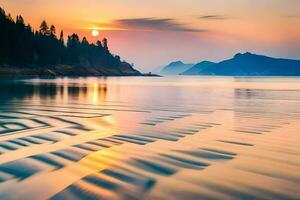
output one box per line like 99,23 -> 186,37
0,76 -> 300,200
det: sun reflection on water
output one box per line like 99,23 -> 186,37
0,77 -> 300,199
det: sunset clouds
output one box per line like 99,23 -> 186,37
198,15 -> 230,20
1,0 -> 300,71
89,18 -> 207,32
113,18 -> 206,32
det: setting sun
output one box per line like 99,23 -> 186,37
91,30 -> 99,37
0,1 -> 300,200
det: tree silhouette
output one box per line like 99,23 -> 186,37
50,25 -> 56,37
16,15 -> 24,25
39,20 -> 49,36
102,38 -> 108,51
0,7 -> 138,76
59,30 -> 64,44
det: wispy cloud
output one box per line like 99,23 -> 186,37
112,18 -> 207,32
198,15 -> 230,20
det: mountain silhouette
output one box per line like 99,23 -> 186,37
197,52 -> 300,76
176,52 -> 300,76
160,61 -> 194,75
181,61 -> 215,75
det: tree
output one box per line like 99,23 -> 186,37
59,30 -> 64,44
16,15 -> 24,25
0,7 -> 5,16
102,38 -> 108,50
50,25 -> 56,37
39,20 -> 49,35
115,55 -> 121,62
66,33 -> 81,64
82,37 -> 89,46
96,40 -> 102,47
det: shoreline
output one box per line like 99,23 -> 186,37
0,65 -> 161,78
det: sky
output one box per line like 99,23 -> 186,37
1,0 -> 300,72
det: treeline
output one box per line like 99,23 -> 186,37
0,7 -> 126,69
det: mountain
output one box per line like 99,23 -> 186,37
151,65 -> 165,74
181,61 -> 215,75
160,61 -> 194,75
0,7 -> 141,76
198,52 -> 300,76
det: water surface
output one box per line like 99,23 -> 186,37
0,76 -> 300,200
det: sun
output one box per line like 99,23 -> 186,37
91,30 -> 99,37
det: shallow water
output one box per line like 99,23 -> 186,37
0,76 -> 300,200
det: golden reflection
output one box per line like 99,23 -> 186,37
1,77 -> 300,199
86,82 -> 107,104
28,78 -> 108,104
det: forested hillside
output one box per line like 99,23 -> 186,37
0,8 -> 140,76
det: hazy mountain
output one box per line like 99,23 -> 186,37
197,52 -> 300,76
181,61 -> 215,75
160,61 -> 194,75
151,65 -> 165,74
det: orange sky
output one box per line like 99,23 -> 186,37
1,0 -> 300,71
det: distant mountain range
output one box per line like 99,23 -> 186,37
160,61 -> 194,75
160,52 -> 300,76
181,61 -> 215,75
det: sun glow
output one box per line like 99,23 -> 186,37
91,30 -> 99,37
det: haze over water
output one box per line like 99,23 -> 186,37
0,76 -> 300,200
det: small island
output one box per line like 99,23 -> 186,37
0,8 -> 142,77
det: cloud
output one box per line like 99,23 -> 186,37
198,15 -> 229,20
112,18 -> 206,32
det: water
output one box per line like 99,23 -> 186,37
0,76 -> 300,200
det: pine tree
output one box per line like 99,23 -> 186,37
50,25 -> 56,37
59,30 -> 64,44
102,38 -> 108,51
39,20 -> 49,36
16,15 -> 24,25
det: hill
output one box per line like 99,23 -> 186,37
181,61 -> 215,75
0,8 -> 141,76
198,52 -> 300,76
160,61 -> 194,75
